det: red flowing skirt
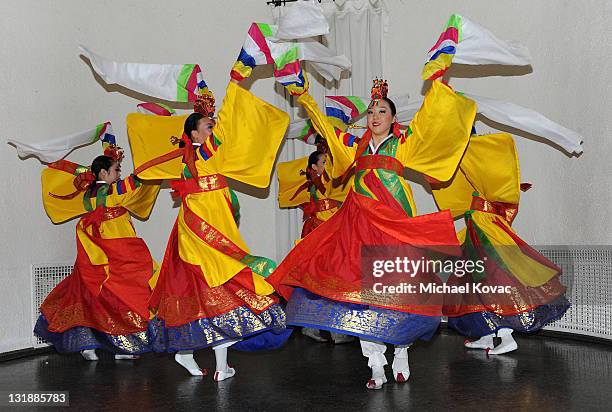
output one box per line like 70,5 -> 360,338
268,188 -> 462,317
443,215 -> 567,317
149,221 -> 280,327
40,230 -> 154,335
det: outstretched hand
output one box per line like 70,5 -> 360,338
284,68 -> 309,96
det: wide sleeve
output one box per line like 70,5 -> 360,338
430,167 -> 474,218
395,81 -> 476,182
126,113 -> 186,180
210,82 -> 290,188
277,156 -> 310,208
297,92 -> 358,179
105,174 -> 162,219
459,133 -> 520,204
432,133 -> 520,216
41,160 -> 88,224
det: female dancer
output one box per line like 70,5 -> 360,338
269,74 -> 477,389
127,80 -> 290,380
35,147 -> 160,360
278,147 -> 340,238
431,132 -> 570,354
277,144 -> 352,344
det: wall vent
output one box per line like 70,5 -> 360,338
31,263 -> 73,347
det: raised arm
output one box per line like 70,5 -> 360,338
297,92 -> 358,179
210,81 -> 289,188
395,81 -> 477,182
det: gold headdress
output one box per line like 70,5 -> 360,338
193,90 -> 216,118
370,78 -> 389,106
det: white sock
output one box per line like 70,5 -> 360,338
392,347 -> 409,372
489,328 -> 518,355
81,349 -> 98,361
372,364 -> 385,380
175,351 -> 204,376
497,328 -> 514,338
360,339 -> 388,367
330,332 -> 354,344
465,333 -> 495,349
114,354 -> 139,360
213,345 -> 236,381
361,339 -> 388,389
302,327 -> 328,342
214,346 -> 230,373
365,363 -> 387,390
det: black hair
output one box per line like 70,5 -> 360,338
181,112 -> 205,148
308,150 -> 325,169
381,97 -> 397,116
91,155 -> 115,180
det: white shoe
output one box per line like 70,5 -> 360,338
302,327 -> 328,343
331,333 -> 354,344
366,365 -> 387,390
392,351 -> 410,383
488,330 -> 518,355
464,334 -> 495,350
81,349 -> 98,361
214,367 -> 236,382
175,352 -> 207,376
114,354 -> 140,360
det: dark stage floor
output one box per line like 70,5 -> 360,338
1,330 -> 611,411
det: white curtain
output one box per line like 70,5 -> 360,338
272,0 -> 387,261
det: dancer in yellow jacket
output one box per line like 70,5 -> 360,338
431,132 -> 569,354
277,141 -> 353,344
278,146 -> 343,238
127,80 -> 290,380
34,144 -> 160,360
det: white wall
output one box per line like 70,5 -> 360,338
1,0 -> 610,353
